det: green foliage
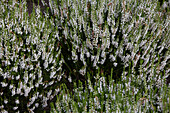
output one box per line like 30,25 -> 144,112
0,0 -> 169,112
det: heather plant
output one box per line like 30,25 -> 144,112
51,72 -> 169,112
0,0 -> 63,112
48,0 -> 169,91
0,0 -> 169,113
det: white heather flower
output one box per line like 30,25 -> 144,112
35,103 -> 39,108
160,61 -> 167,71
17,88 -> 21,94
131,51 -> 136,60
80,52 -> 84,61
20,61 -> 26,69
56,66 -> 62,71
101,51 -> 106,58
115,50 -> 119,56
30,106 -> 35,112
0,105 -> 4,109
39,94 -> 43,98
93,59 -> 97,67
33,53 -> 38,61
42,102 -> 48,108
38,77 -> 43,84
48,80 -> 54,86
24,87 -> 31,97
50,66 -> 55,70
13,66 -> 18,72
55,88 -> 60,94
88,84 -> 94,92
2,109 -> 8,113
13,106 -> 18,110
86,39 -> 93,50
1,82 -> 8,87
126,42 -> 133,51
42,51 -> 46,60
2,72 -> 7,79
0,51 -> 3,59
143,57 -> 150,67
29,64 -> 34,70
109,54 -> 116,62
139,40 -> 147,47
44,60 -> 48,69
30,96 -> 36,103
134,54 -> 140,67
57,74 -> 62,81
4,99 -> 8,104
158,45 -> 165,54
27,102 -> 31,107
50,71 -> 56,79
52,59 -> 56,63
91,55 -> 95,61
29,73 -> 33,78
114,62 -> 117,67
119,48 -> 123,55
38,70 -> 42,78
4,60 -> 7,67
16,75 -> 20,80
7,60 -> 11,65
24,73 -> 28,83
72,50 -> 78,61
15,99 -> 19,104
125,54 -> 131,62
9,84 -> 14,89
50,94 -> 54,100
68,75 -> 72,82
47,90 -> 52,97
100,57 -> 106,64
12,87 -> 16,96
0,92 -> 3,95
49,55 -> 53,63
46,52 -> 50,60
35,83 -> 39,87
82,59 -> 86,66
38,51 -> 41,56
112,41 -> 118,48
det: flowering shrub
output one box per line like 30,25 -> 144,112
0,0 -> 169,112
0,0 -> 63,112
51,74 -> 169,112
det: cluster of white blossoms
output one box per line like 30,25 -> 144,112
0,0 -> 64,112
0,0 -> 169,112
53,74 -> 169,113
49,0 -> 169,85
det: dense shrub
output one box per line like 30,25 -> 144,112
0,0 -> 169,112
